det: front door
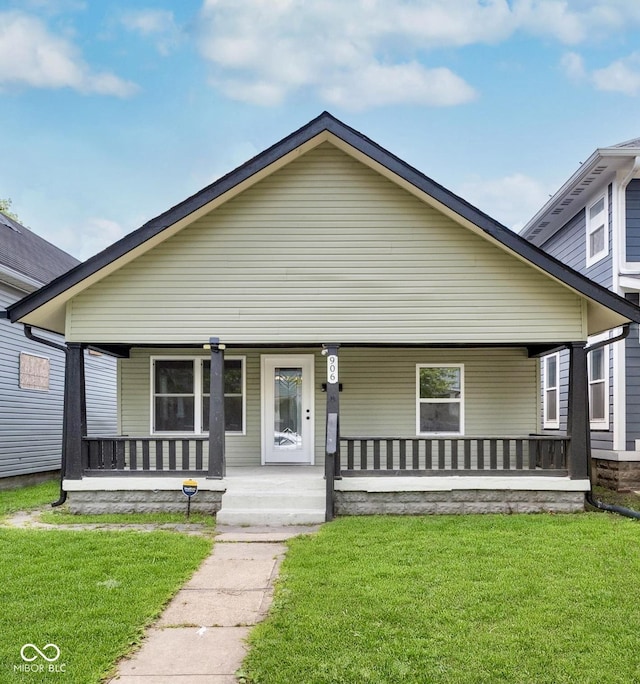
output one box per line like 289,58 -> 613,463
262,355 -> 315,464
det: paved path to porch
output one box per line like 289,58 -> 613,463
108,524 -> 322,683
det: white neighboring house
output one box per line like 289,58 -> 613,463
0,211 -> 116,487
522,138 -> 640,490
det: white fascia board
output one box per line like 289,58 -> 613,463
523,151 -> 637,242
0,263 -> 44,294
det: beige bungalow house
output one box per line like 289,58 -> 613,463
8,113 -> 640,524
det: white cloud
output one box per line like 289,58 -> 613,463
196,0 -> 484,109
560,51 -> 586,82
514,0 -> 640,44
119,9 -> 180,55
560,51 -> 640,97
459,173 -> 553,232
592,54 -> 640,96
196,0 -> 640,110
0,11 -> 137,96
58,217 -> 127,260
321,62 -> 477,111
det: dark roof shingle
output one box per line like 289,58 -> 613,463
0,212 -> 79,284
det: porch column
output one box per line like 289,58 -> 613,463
566,342 -> 590,480
63,343 -> 87,480
207,337 -> 225,479
323,344 -> 341,479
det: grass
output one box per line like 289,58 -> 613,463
0,480 -> 59,519
0,483 -> 213,682
591,485 -> 640,512
40,509 -> 216,527
243,514 -> 640,684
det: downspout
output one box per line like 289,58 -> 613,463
582,325 -> 640,519
23,324 -> 68,507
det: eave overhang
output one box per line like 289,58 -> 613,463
523,145 -> 640,247
8,112 -> 640,338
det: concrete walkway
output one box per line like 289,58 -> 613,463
108,525 -> 321,683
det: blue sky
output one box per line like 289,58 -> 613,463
2,0 -> 640,260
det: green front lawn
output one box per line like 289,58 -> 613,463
243,514 -> 640,684
40,509 -> 216,527
0,484 -> 212,682
0,480 -> 59,519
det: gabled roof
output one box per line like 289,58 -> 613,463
522,137 -> 640,246
0,211 -> 78,291
8,112 -> 640,332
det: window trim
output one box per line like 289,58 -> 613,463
150,355 -> 246,436
416,364 -> 464,436
542,353 -> 560,429
585,192 -> 608,267
587,337 -> 609,431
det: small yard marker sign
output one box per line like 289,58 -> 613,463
182,479 -> 198,518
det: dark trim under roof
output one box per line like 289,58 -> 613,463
8,112 -> 640,324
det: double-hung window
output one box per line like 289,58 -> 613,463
416,365 -> 463,435
542,353 -> 560,429
152,357 -> 245,434
588,345 -> 609,430
586,194 -> 608,267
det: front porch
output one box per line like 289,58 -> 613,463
59,340 -> 593,521
63,462 -> 588,518
64,432 -> 585,520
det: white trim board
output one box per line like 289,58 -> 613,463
64,477 -> 227,492
335,477 -> 590,492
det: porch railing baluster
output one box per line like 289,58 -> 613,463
412,440 -> 419,469
130,441 -> 137,470
82,437 -> 208,476
195,440 -> 203,470
337,435 -> 569,477
489,439 -> 497,470
347,440 -> 355,470
502,439 -> 510,470
451,440 -> 458,470
386,439 -> 394,469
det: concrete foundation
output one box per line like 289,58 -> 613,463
335,489 -> 585,515
67,489 -> 223,514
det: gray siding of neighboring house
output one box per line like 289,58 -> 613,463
625,180 -> 640,262
540,184 -> 613,289
625,294 -> 640,450
539,184 -> 614,450
0,282 -> 117,478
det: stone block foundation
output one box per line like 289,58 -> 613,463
335,489 -> 585,515
67,490 -> 224,515
592,459 -> 640,492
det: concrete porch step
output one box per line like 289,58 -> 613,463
217,466 -> 326,526
220,492 -> 326,510
216,508 -> 326,526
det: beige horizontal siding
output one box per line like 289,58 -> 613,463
67,143 -> 585,344
120,346 -> 537,467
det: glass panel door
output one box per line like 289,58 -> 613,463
262,355 -> 314,464
274,368 -> 303,450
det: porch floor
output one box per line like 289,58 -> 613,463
217,466 -> 326,526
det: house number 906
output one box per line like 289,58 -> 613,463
327,355 -> 338,384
